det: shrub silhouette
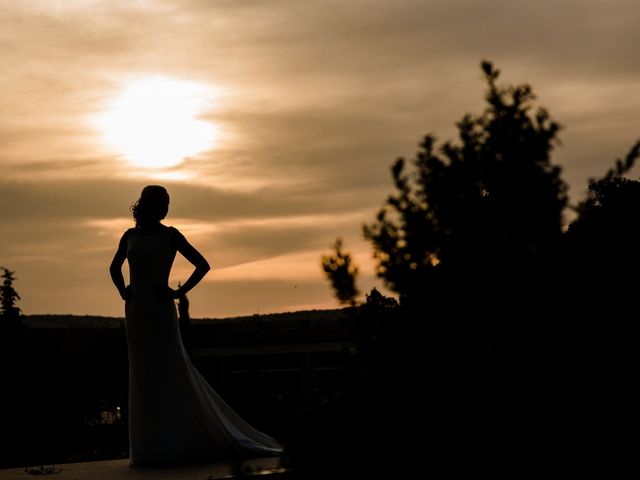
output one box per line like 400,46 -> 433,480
321,238 -> 360,306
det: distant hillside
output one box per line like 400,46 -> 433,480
23,314 -> 123,329
23,308 -> 351,329
21,308 -> 355,356
197,308 -> 351,325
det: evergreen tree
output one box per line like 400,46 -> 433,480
0,267 -> 22,329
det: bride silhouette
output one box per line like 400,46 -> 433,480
109,185 -> 284,467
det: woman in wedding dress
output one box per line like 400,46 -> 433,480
109,185 -> 284,467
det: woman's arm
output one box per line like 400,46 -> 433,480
172,229 -> 210,298
109,231 -> 131,301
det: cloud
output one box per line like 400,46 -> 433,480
0,177 -> 372,221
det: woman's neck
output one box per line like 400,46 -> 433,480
136,222 -> 166,233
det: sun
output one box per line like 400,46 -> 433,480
94,76 -> 219,169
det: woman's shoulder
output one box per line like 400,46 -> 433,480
167,225 -> 185,250
167,225 -> 185,236
167,225 -> 187,243
116,228 -> 136,246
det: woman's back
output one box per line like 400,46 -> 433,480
126,227 -> 176,297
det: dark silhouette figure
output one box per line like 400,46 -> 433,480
109,185 -> 283,467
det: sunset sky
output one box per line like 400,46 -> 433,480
1,0 -> 639,318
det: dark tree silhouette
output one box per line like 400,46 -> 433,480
565,140 -> 640,282
0,267 -> 22,330
312,59 -> 640,475
549,140 -> 640,471
321,238 -> 360,306
564,146 -> 640,324
317,60 -> 582,475
363,61 -> 568,307
0,268 -> 28,467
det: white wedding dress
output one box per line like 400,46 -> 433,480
123,227 -> 284,467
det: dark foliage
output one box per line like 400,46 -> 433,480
566,140 -> 640,280
0,268 -> 33,467
552,141 -> 640,469
321,238 -> 360,306
1,267 -> 22,329
281,288 -> 410,478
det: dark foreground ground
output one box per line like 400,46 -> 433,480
0,309 -> 354,470
0,456 -> 286,480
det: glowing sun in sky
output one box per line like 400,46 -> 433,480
94,76 -> 219,169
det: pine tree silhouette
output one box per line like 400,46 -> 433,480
0,267 -> 22,334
